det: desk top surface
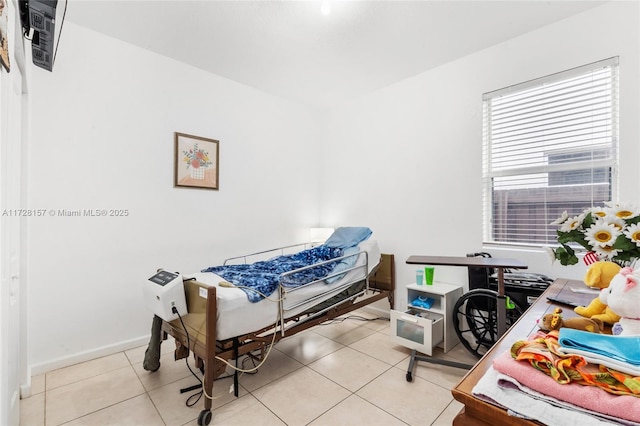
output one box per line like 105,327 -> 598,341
406,255 -> 528,269
451,278 -> 598,425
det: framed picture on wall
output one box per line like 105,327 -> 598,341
174,132 -> 219,190
0,0 -> 10,72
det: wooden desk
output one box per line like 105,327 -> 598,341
406,255 -> 528,336
451,278 -> 597,425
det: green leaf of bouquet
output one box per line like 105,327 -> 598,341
556,245 -> 578,266
626,215 -> 640,225
557,230 -> 589,250
582,212 -> 595,228
616,253 -> 633,262
613,234 -> 636,251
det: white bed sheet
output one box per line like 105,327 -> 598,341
185,239 -> 381,340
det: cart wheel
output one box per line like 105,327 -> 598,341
406,371 -> 412,382
452,289 -> 524,359
198,409 -> 212,426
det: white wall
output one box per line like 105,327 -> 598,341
320,2 -> 640,300
26,22 -> 323,372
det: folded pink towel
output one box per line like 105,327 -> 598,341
493,350 -> 640,423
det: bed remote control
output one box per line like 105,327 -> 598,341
546,296 -> 582,308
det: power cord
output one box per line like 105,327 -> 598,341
172,306 -> 206,407
172,304 -> 277,405
319,315 -> 390,325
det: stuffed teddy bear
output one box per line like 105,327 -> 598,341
538,307 -> 603,333
599,267 -> 640,336
573,261 -> 621,325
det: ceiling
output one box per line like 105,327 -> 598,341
63,0 -> 605,110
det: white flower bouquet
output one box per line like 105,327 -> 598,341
548,202 -> 640,266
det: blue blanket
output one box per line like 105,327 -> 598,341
202,245 -> 344,302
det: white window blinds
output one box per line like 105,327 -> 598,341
482,57 -> 619,246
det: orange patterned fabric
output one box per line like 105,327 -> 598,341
511,330 -> 640,397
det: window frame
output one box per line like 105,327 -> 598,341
482,57 -> 619,247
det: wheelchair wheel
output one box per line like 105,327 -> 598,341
452,289 -> 524,358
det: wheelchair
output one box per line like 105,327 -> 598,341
452,253 -> 552,358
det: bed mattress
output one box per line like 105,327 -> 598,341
184,239 -> 381,340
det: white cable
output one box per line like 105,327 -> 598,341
200,284 -> 283,400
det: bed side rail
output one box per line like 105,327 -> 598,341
278,251 -> 371,325
279,250 -> 368,293
223,242 -> 312,265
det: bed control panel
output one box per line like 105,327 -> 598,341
143,270 -> 187,321
149,270 -> 180,286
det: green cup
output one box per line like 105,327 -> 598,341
424,267 -> 434,285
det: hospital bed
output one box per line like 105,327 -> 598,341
144,230 -> 394,426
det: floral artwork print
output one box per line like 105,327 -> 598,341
183,143 -> 213,171
182,143 -> 213,180
174,132 -> 219,190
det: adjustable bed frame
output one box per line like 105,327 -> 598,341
154,245 -> 395,426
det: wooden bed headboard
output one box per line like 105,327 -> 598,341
370,253 -> 395,291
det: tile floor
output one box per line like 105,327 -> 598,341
20,310 -> 479,426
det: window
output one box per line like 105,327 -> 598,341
482,57 -> 619,246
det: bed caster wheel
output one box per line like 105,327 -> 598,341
406,372 -> 412,382
198,409 -> 212,426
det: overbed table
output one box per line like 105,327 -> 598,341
406,255 -> 528,337
451,278 -> 598,425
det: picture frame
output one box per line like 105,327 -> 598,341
174,132 -> 219,190
0,0 -> 10,72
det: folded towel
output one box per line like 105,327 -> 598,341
472,366 -> 620,425
494,350 -> 640,424
557,346 -> 640,377
496,372 -> 640,426
558,328 -> 640,366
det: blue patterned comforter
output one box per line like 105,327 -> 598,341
202,245 -> 345,302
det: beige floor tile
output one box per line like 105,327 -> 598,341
238,347 -> 303,392
46,353 -> 131,390
349,308 -> 391,324
431,399 -> 465,426
124,345 -> 148,365
45,366 -> 146,426
19,392 -> 44,426
443,342 -> 481,366
63,394 -> 164,426
356,366 -> 453,426
252,367 -> 350,426
32,313 -> 477,426
132,351 -> 195,391
148,375 -> 246,426
308,346 -> 391,392
30,374 -> 45,395
349,331 -> 411,365
313,317 -> 378,345
275,331 -> 344,364
209,394 -> 286,426
361,317 -> 391,332
124,336 -> 177,365
308,394 -> 405,426
409,356 -> 468,390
